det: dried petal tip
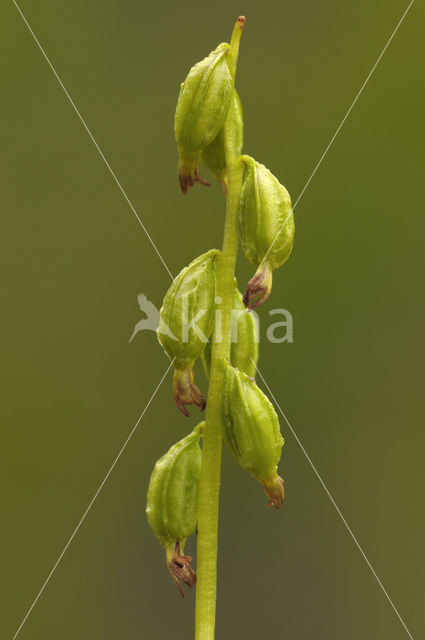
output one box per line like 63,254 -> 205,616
243,263 -> 273,309
167,542 -> 196,598
173,366 -> 206,417
263,474 -> 285,509
178,156 -> 211,194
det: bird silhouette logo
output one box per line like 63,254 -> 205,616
129,294 -> 160,342
129,294 -> 176,342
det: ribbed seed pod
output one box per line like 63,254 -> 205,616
202,285 -> 258,378
146,424 -> 203,596
221,360 -> 285,508
157,250 -> 219,416
201,90 -> 243,191
237,155 -> 295,308
175,43 -> 234,193
230,287 -> 259,376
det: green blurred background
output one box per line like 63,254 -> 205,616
1,0 -> 424,638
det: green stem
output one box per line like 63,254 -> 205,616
194,19 -> 245,638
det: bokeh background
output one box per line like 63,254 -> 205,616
1,1 -> 424,638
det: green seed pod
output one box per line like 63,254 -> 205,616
175,43 -> 234,194
201,90 -> 243,192
237,155 -> 295,308
221,360 -> 285,508
157,249 -> 219,416
230,287 -> 259,376
202,284 -> 258,378
146,424 -> 203,596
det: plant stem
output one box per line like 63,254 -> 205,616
194,20 -> 245,638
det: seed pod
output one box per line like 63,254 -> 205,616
201,90 -> 243,192
146,424 -> 203,596
221,360 -> 285,508
237,155 -> 295,308
157,250 -> 219,416
175,43 -> 234,193
202,284 -> 258,378
230,287 -> 259,376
